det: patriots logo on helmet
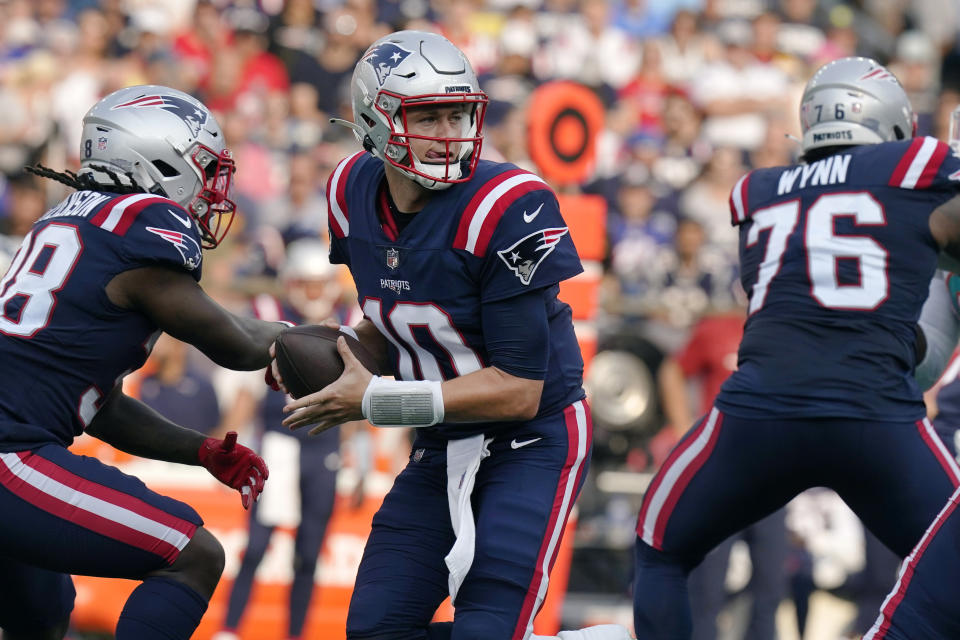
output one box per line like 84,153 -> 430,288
364,43 -> 413,86
112,94 -> 209,138
497,227 -> 569,285
146,226 -> 202,270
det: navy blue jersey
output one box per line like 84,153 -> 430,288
327,153 -> 585,439
718,137 -> 960,420
0,191 -> 204,450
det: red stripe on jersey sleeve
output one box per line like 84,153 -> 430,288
90,194 -> 138,227
915,140 -> 950,190
325,169 -> 341,238
90,194 -> 168,235
889,137 -> 926,187
728,172 -> 751,224
112,197 -> 168,235
472,180 -> 552,257
453,168 -> 528,250
331,153 -> 364,239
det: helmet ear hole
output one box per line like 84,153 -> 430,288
152,159 -> 180,177
893,125 -> 905,140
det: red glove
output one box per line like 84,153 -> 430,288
265,363 -> 281,392
198,432 -> 268,509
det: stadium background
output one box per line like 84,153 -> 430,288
0,0 -> 958,637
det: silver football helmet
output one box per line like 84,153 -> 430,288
347,30 -> 488,190
800,57 -> 916,155
79,85 -> 236,248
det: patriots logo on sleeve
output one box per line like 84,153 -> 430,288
111,94 -> 208,138
497,227 -> 569,285
146,227 -> 202,270
364,43 -> 412,86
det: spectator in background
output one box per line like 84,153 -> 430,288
204,7 -> 289,113
264,151 -> 329,244
688,18 -> 791,152
654,89 -> 709,191
172,0 -> 231,92
536,0 -> 640,95
602,165 -> 678,320
619,39 -> 670,139
139,334 -> 223,437
0,171 -> 45,239
287,11 -> 363,120
775,0 -> 828,61
267,0 -> 324,68
214,239 -> 365,640
678,145 -> 746,258
657,9 -> 719,88
0,52 -> 59,176
889,30 -> 941,136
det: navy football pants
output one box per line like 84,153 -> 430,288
0,444 -> 202,634
633,408 -> 960,639
346,400 -> 591,640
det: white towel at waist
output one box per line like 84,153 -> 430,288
444,434 -> 493,602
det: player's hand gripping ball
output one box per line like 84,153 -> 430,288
274,325 -> 380,399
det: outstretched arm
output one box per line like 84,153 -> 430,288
107,265 -> 283,370
86,386 -> 267,508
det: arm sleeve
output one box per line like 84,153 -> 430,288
481,288 -> 550,380
916,270 -> 960,390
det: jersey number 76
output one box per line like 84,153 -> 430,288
747,192 -> 888,314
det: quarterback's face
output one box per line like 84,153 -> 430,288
404,104 -> 468,164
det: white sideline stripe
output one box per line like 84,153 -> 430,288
0,452 -> 191,550
98,193 -> 158,232
465,174 -> 546,254
641,407 -> 720,547
329,152 -> 364,237
521,400 -> 588,639
899,137 -> 938,189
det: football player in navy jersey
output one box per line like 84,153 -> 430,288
859,269 -> 960,639
270,30 -> 629,640
632,57 -> 960,639
0,86 -> 287,640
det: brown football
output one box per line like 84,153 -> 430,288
274,325 -> 380,399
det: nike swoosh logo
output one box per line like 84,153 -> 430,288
168,209 -> 193,229
511,437 -> 542,449
522,203 -> 544,223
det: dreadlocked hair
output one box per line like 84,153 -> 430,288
25,163 -> 145,194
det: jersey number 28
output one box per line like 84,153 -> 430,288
747,192 -> 888,314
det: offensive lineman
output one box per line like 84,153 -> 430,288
633,57 -> 960,638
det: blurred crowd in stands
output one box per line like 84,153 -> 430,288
3,0 -> 960,633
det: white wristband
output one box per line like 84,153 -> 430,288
361,376 -> 445,427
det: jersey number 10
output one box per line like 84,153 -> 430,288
747,192 -> 888,314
